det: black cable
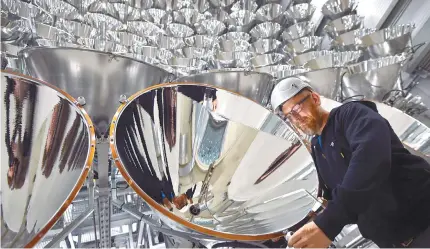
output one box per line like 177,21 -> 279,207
341,95 -> 365,103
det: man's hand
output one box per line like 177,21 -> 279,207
288,222 -> 332,248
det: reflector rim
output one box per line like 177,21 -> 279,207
109,81 -> 284,241
1,70 -> 96,248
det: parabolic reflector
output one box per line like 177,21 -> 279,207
174,69 -> 275,107
1,71 -> 95,248
110,83 -> 318,240
18,47 -> 175,137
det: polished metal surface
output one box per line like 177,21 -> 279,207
249,22 -> 282,40
282,36 -> 323,55
175,69 -> 274,106
1,71 -> 95,247
19,47 -> 174,136
251,38 -> 282,54
284,3 -> 315,23
324,14 -> 363,38
303,51 -> 363,70
227,10 -> 257,33
320,97 -> 430,157
274,68 -> 310,79
281,21 -> 313,41
110,83 -> 318,239
375,103 -> 430,157
290,50 -> 333,66
296,67 -> 342,99
255,3 -> 286,24
254,64 -> 296,77
321,0 -> 356,20
342,54 -> 408,102
358,23 -> 415,59
333,28 -> 376,50
251,53 -> 286,68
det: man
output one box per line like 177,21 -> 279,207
270,77 -> 430,248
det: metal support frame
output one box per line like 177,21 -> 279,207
137,221 -> 145,248
96,142 -> 112,248
128,224 -> 135,248
111,199 -> 214,243
45,209 -> 95,248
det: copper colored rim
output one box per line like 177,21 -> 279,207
109,82 -> 283,241
1,70 -> 96,248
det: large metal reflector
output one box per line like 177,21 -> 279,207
1,71 -> 96,248
19,47 -> 174,137
110,83 -> 318,240
174,69 -> 275,107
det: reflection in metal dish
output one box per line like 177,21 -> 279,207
110,83 -> 318,239
174,70 -> 274,106
324,14 -> 363,38
296,67 -> 342,99
18,47 -> 174,137
303,51 -> 363,70
358,23 -> 415,58
1,71 -> 95,248
342,54 -> 407,102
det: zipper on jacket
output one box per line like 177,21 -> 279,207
317,136 -> 326,159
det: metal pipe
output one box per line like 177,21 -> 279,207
137,221 -> 144,248
345,235 -> 370,248
87,170 -> 98,248
111,199 -> 215,241
128,224 -> 135,249
143,223 -> 149,248
45,209 -> 94,248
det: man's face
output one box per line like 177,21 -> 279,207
280,90 -> 322,136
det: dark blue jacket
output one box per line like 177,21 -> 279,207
311,101 -> 430,247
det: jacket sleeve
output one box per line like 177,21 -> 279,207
313,103 -> 392,240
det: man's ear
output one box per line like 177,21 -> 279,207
311,91 -> 321,106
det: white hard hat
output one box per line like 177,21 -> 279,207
270,77 -> 312,112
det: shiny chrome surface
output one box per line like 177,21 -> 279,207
284,3 -> 315,23
251,53 -> 286,67
184,35 -> 217,48
250,22 -> 282,40
220,31 -> 251,41
274,68 -> 310,79
282,36 -> 323,55
254,64 -> 296,76
227,10 -> 257,33
333,28 -> 375,50
212,51 -> 254,69
321,97 -> 430,157
1,71 -> 95,247
196,19 -> 226,36
290,50 -> 333,66
110,83 -> 318,239
304,51 -> 363,70
321,0 -> 356,20
19,47 -> 174,136
218,39 -> 251,52
296,67 -> 342,99
324,14 -> 363,37
281,21 -> 313,41
342,54 -> 408,102
375,103 -> 430,157
255,3 -> 285,24
251,38 -> 282,54
175,69 -> 274,106
358,23 -> 415,58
